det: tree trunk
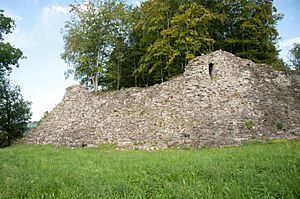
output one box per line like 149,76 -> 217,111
117,60 -> 120,90
160,56 -> 163,83
134,57 -> 138,87
146,74 -> 149,87
94,48 -> 101,92
95,72 -> 99,92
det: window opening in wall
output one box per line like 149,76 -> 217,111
209,63 -> 214,79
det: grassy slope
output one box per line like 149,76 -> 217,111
0,140 -> 299,199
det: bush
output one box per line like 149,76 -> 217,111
245,120 -> 254,130
276,122 -> 284,130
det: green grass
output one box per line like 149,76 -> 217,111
0,140 -> 299,199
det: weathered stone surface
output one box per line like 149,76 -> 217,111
25,50 -> 300,149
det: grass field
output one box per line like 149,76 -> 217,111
0,140 -> 299,199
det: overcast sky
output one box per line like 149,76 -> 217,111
1,0 -> 299,121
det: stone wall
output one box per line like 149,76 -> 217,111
26,50 -> 300,149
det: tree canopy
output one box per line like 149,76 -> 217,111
0,77 -> 31,147
62,0 -> 285,90
0,10 -> 31,147
0,10 -> 24,75
61,0 -> 132,91
289,43 -> 300,70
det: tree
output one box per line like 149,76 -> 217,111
131,0 -> 218,86
62,0 -> 285,89
0,10 -> 24,75
108,38 -> 127,90
37,111 -> 49,125
209,0 -> 283,67
168,0 -> 216,68
0,76 -> 31,147
0,10 -> 31,147
289,43 -> 300,70
61,0 -> 131,91
106,1 -> 133,90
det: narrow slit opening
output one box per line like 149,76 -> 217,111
209,63 -> 214,79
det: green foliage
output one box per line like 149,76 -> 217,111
0,77 -> 31,147
0,10 -> 15,37
131,0 -> 284,86
0,140 -> 299,198
276,122 -> 284,130
0,10 -> 31,148
131,0 -> 218,86
37,111 -> 49,125
211,0 -> 283,67
289,43 -> 300,70
0,42 -> 23,74
245,120 -> 254,130
0,10 -> 24,75
62,0 -> 284,89
61,0 -> 132,91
